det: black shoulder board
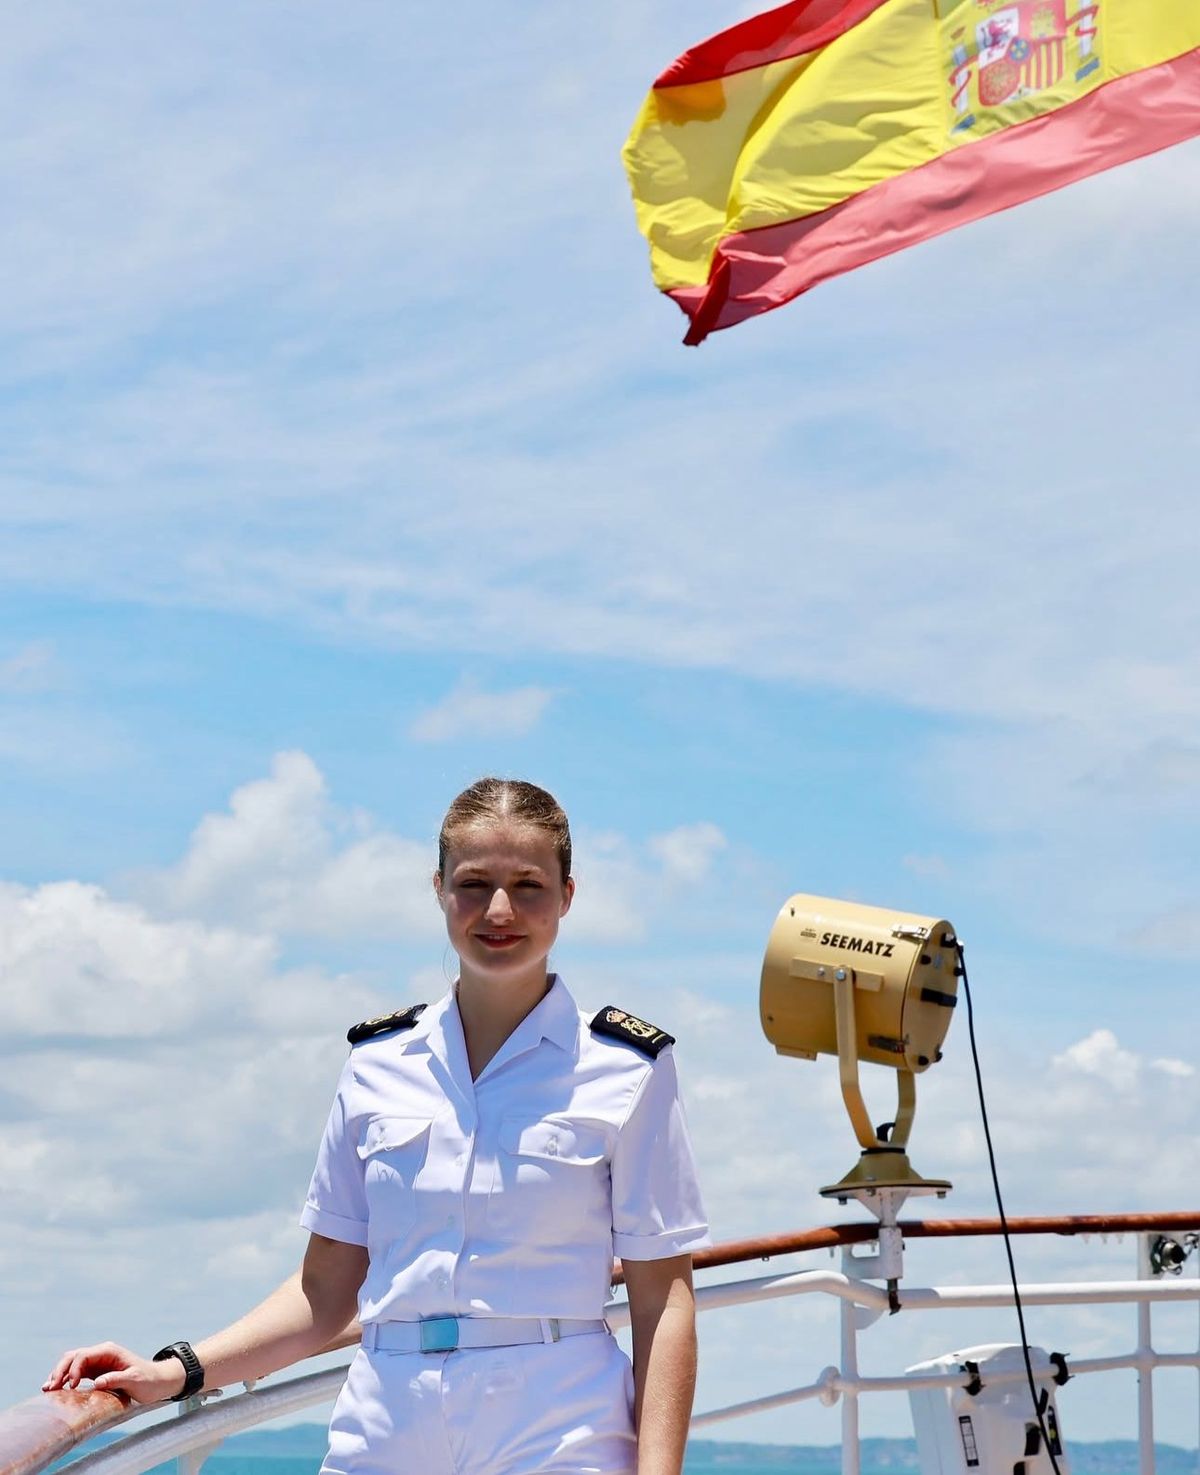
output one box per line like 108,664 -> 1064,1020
590,1005 -> 674,1059
347,1003 -> 427,1046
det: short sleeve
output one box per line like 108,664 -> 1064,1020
299,1058 -> 370,1247
610,1047 -> 711,1261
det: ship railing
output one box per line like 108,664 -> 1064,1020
2,1212 -> 1197,1475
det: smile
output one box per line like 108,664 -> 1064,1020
474,933 -> 525,949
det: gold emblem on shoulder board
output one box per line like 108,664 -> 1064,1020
590,1003 -> 674,1058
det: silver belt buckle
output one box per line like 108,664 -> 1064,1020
419,1317 -> 459,1353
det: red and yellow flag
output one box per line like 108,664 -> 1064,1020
623,0 -> 1200,343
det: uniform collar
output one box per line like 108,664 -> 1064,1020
402,991 -> 452,1047
396,976 -> 579,1084
468,973 -> 581,1085
531,974 -> 581,1053
387,990 -> 473,1108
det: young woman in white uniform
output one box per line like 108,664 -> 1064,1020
45,779 -> 710,1475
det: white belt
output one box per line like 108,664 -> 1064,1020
362,1316 -> 608,1354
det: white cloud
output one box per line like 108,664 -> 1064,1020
0,876 -> 386,1238
569,831 -> 650,943
568,822 -> 732,943
145,750 -> 439,940
1150,1056 -> 1195,1079
1052,1028 -> 1142,1092
1,878 -> 309,1040
925,1026 -> 1200,1205
648,821 -> 727,883
408,678 -> 554,743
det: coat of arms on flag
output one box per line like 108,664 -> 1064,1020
942,0 -> 1102,131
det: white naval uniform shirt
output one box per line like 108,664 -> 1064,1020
300,976 -> 711,1325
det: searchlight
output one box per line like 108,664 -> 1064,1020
760,894 -> 960,1202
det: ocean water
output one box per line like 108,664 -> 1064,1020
191,1452 -> 846,1475
59,1424 -> 1198,1475
135,1433 -> 857,1475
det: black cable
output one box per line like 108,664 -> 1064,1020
956,942 -> 1065,1475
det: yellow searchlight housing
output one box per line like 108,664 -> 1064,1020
760,894 -> 959,1201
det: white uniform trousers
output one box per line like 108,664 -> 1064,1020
321,1329 -> 636,1475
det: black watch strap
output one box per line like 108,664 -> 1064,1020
152,1341 -> 205,1400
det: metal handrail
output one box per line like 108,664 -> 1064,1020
690,1349 -> 1200,1429
3,1212 -> 1196,1475
39,1370 -> 352,1475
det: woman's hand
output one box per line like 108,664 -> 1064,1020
42,1343 -> 185,1404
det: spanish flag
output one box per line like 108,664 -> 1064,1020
623,0 -> 1200,343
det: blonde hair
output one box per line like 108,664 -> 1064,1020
438,778 -> 572,883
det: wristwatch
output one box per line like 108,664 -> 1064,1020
152,1341 -> 206,1401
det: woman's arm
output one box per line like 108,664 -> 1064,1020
43,1234 -> 368,1404
624,1254 -> 698,1475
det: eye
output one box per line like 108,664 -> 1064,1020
456,879 -> 487,889
517,879 -> 544,889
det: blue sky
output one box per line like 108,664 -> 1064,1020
2,1 -> 1199,1451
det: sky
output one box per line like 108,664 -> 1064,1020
2,0 -> 1199,1455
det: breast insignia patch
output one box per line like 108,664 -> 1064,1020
347,1003 -> 427,1046
590,1005 -> 675,1059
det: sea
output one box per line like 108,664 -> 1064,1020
67,1423 -> 1197,1475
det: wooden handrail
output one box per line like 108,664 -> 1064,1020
0,1389 -> 132,1475
609,1210 -> 1200,1283
5,1211 -> 1196,1475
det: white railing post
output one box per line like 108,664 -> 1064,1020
178,1446 -> 220,1475
177,1395 -> 222,1475
1136,1233 -> 1155,1475
840,1248 -> 861,1475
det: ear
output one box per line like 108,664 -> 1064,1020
433,871 -> 445,910
559,876 -> 575,918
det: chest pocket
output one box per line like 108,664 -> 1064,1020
357,1117 -> 431,1238
487,1116 -> 609,1244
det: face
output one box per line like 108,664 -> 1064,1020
435,820 -> 574,987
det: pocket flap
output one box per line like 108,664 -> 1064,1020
499,1117 -> 607,1164
357,1117 -> 431,1158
